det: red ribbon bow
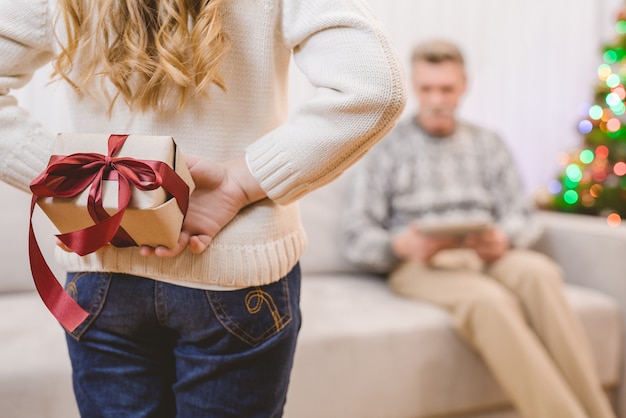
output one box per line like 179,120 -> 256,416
29,134 -> 190,332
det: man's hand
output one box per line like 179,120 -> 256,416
139,155 -> 266,257
463,227 -> 510,262
391,223 -> 460,263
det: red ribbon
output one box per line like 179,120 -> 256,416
29,134 -> 190,332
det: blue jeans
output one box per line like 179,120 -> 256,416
64,264 -> 301,418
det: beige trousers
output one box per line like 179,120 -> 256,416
389,249 -> 615,418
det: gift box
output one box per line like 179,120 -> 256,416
28,132 -> 195,333
34,133 -> 195,250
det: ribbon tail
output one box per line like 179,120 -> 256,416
29,197 -> 88,333
57,207 -> 128,256
110,176 -> 137,247
155,163 -> 190,214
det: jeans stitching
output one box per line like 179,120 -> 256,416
245,287 -> 284,331
67,272 -> 113,341
207,278 -> 292,347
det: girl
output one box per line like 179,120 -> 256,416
0,0 -> 406,416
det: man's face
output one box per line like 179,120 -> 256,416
412,61 -> 466,136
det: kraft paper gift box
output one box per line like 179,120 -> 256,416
35,133 -> 195,249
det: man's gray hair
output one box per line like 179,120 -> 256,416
411,39 -> 465,67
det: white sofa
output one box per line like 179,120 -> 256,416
1,169 -> 625,418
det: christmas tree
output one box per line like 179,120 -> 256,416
541,8 -> 626,227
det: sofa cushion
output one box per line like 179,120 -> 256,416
0,292 -> 79,418
284,274 -> 623,418
0,182 -> 62,294
298,166 -> 359,275
0,184 -> 35,293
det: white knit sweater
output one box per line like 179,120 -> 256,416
0,0 -> 406,288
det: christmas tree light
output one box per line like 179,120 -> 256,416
541,8 -> 626,227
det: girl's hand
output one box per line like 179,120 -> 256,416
139,155 -> 266,257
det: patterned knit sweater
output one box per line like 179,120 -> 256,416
341,118 -> 541,274
0,0 -> 406,288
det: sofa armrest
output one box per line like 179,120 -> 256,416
533,211 -> 626,311
533,211 -> 626,415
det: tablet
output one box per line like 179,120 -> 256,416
417,220 -> 491,237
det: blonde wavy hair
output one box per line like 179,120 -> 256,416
53,0 -> 229,113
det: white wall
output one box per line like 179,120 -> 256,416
288,0 -> 625,192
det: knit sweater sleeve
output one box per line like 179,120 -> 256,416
482,132 -> 543,248
0,0 -> 56,192
340,138 -> 400,274
246,0 -> 407,205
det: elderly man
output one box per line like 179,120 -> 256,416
341,40 -> 615,418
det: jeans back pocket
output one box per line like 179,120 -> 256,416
206,276 -> 294,347
65,272 -> 112,340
